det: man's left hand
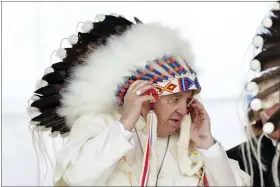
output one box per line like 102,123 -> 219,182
189,99 -> 215,149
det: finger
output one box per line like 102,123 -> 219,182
128,80 -> 144,91
125,80 -> 145,98
135,84 -> 155,96
137,95 -> 156,104
191,99 -> 204,107
191,102 -> 207,115
193,106 -> 209,120
190,107 -> 198,121
191,107 -> 202,125
191,102 -> 204,109
132,80 -> 153,92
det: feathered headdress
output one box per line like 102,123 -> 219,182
27,14 -> 200,136
241,4 -> 280,187
246,2 -> 280,136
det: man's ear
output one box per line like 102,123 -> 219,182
141,101 -> 150,122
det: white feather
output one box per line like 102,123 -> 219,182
262,122 -> 275,134
273,1 -> 280,10
44,67 -> 54,75
31,95 -> 41,102
36,80 -> 48,89
27,107 -> 40,115
109,13 -> 118,17
250,98 -> 262,111
29,121 -> 40,126
81,21 -> 93,33
95,14 -> 106,22
252,35 -> 263,48
68,34 -> 79,45
250,59 -> 261,71
262,18 -> 272,28
56,48 -> 67,59
246,82 -> 259,93
57,23 -> 197,127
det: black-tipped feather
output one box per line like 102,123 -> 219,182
78,32 -> 100,43
251,68 -> 280,84
91,22 -> 118,37
51,62 -> 72,71
272,10 -> 280,18
268,16 -> 280,27
31,110 -> 57,122
40,116 -> 65,128
63,45 -> 88,61
134,17 -> 143,24
51,124 -> 70,134
264,26 -> 280,37
253,46 -> 280,63
42,71 -> 67,84
34,84 -> 63,96
103,15 -> 133,26
29,14 -> 142,135
31,94 -> 60,109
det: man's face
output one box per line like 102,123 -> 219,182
153,90 -> 193,137
260,103 -> 280,140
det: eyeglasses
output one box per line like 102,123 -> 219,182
186,97 -> 194,107
167,95 -> 194,107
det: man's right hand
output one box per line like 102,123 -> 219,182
120,80 -> 156,131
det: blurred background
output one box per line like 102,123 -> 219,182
2,1 -> 275,185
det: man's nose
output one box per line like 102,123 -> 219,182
176,100 -> 188,115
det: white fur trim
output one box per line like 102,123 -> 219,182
263,122 -> 275,134
58,23 -> 197,127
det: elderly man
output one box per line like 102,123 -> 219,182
28,14 -> 250,186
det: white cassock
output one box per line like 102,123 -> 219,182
53,110 -> 251,186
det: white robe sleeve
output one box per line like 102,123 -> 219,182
198,141 -> 251,186
53,115 -> 135,186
